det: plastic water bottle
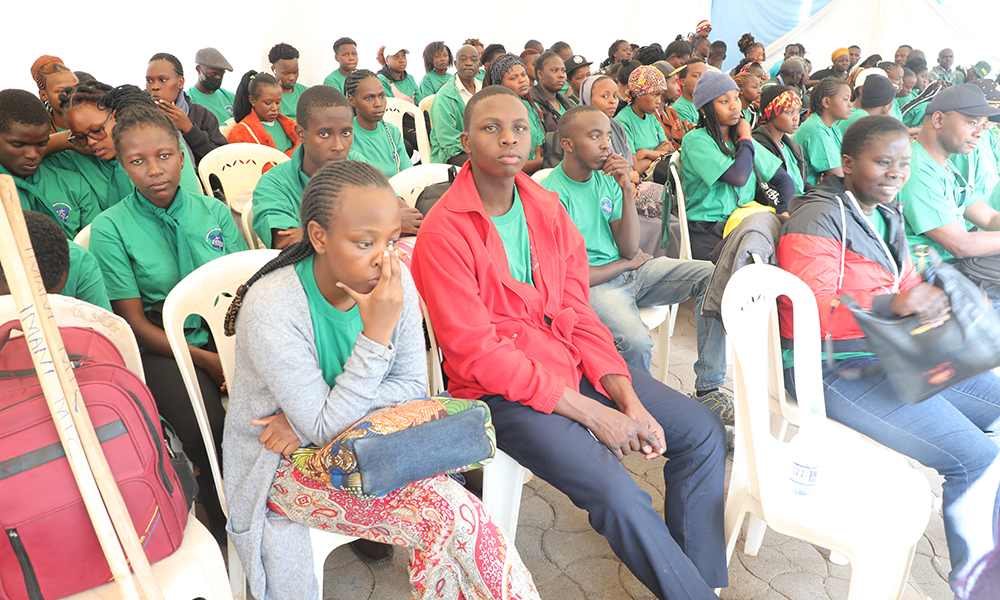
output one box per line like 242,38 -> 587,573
788,434 -> 820,496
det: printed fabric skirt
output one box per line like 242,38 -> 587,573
267,456 -> 539,600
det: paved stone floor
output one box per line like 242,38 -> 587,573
319,300 -> 953,600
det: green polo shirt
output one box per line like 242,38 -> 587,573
351,118 -> 412,177
187,87 -> 236,126
0,161 -> 99,239
378,72 -> 422,104
615,105 -> 667,154
251,145 -> 368,248
323,69 -> 350,94
680,128 -> 782,222
279,83 -> 308,119
261,120 -> 293,153
429,75 -> 473,163
295,254 -> 364,387
491,188 -> 533,285
900,141 -> 971,262
63,240 -> 111,311
522,99 -> 545,160
672,97 -> 699,127
542,164 -> 623,267
89,187 -> 248,346
792,114 -> 843,185
903,101 -> 929,129
419,70 -> 450,99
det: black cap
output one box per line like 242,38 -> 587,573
564,55 -> 592,76
925,84 -> 1000,122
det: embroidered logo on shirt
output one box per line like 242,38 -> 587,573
600,197 -> 613,215
206,228 -> 224,252
53,203 -> 71,222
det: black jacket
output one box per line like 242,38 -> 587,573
752,127 -> 810,192
527,85 -> 575,133
181,91 -> 228,167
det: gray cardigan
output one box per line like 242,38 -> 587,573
223,263 -> 427,600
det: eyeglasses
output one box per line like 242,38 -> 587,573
67,112 -> 113,148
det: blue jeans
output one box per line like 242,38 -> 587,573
589,257 -> 727,392
482,366 -> 728,599
784,357 -> 1000,595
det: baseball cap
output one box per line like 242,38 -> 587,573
385,47 -> 409,57
194,48 -> 233,72
925,84 -> 1000,122
564,55 -> 592,76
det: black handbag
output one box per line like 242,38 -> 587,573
958,254 -> 1000,298
841,246 -> 1000,403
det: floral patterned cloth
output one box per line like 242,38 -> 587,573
267,457 -> 539,600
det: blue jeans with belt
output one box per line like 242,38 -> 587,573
588,256 -> 727,392
784,357 -> 1000,596
482,366 -> 728,599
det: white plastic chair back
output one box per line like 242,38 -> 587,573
720,263 -> 931,599
73,224 -> 91,250
384,98 -> 431,164
0,294 -> 143,381
418,94 -> 436,127
668,151 -> 692,261
197,143 -> 289,211
238,196 -> 265,250
389,163 -> 454,208
530,168 -> 553,184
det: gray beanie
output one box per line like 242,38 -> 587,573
693,70 -> 738,110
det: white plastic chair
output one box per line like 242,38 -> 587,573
389,163 -> 454,208
73,224 -> 91,250
418,94 -> 436,127
384,98 -> 431,165
0,294 -> 143,381
720,263 -> 931,599
197,143 -> 289,212
62,516 -> 232,600
668,151 -> 692,261
238,195 -> 265,250
530,168 -> 553,184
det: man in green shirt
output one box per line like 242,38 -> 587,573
269,43 -> 308,120
0,89 -> 99,239
187,48 -> 237,126
930,49 -> 965,85
899,84 -> 1000,262
542,105 -> 732,423
323,37 -> 357,94
429,45 -> 481,165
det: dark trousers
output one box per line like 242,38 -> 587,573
482,366 -> 728,599
687,220 -> 727,263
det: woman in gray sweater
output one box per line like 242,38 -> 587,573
221,160 -> 538,600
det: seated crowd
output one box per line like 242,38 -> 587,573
1,25 -> 998,600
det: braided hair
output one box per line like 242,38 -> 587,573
297,85 -> 351,129
344,69 -> 378,101
224,160 -> 393,336
696,93 -> 741,159
810,77 -> 850,116
232,70 -> 280,122
61,80 -> 113,113
30,55 -> 72,91
149,53 -> 184,77
737,33 -> 761,57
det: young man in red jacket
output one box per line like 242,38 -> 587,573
410,85 -> 728,600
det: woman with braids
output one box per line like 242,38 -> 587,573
145,53 -> 228,167
736,33 -> 765,64
222,159 -> 539,600
680,70 -> 793,260
733,71 -> 762,128
419,41 -> 452,98
227,70 -> 300,157
345,69 -> 412,177
792,77 -> 852,185
30,55 -> 78,133
488,53 -> 545,174
600,39 -> 633,70
88,85 -> 248,542
53,80 -> 203,211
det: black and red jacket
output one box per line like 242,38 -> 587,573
776,176 -> 922,353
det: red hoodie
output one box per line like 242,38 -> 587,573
410,164 -> 630,414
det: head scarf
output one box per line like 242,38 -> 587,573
760,90 -> 800,124
487,53 -> 523,87
832,48 -> 850,62
739,59 -> 762,75
696,20 -> 711,34
579,75 -> 605,106
627,66 -> 667,100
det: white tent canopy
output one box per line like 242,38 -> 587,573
762,0 -> 1000,79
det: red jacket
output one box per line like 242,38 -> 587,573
226,110 -> 300,158
410,165 -> 630,413
777,176 -> 921,351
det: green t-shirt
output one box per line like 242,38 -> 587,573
900,141 -> 971,263
680,128 -> 782,222
323,69 -> 350,94
378,72 -> 422,104
187,87 -> 235,126
902,101 -> 928,129
351,118 -> 412,177
279,83 -> 308,119
792,114 -> 844,185
989,178 -> 1000,212
672,96 -> 699,127
865,206 -> 887,240
420,70 -> 450,99
889,101 -> 904,123
542,164 -> 623,267
779,142 -> 806,195
490,189 -> 533,285
615,105 -> 667,154
63,240 -> 111,311
0,161 -> 99,239
522,99 -> 545,160
949,139 -> 998,206
836,106 -> 868,135
89,187 -> 248,346
261,120 -> 293,153
294,254 -> 364,387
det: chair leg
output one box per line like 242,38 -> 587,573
657,319 -> 671,382
846,546 -> 917,600
743,514 -> 768,556
829,551 -> 849,565
228,537 -> 247,600
482,451 -> 526,546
